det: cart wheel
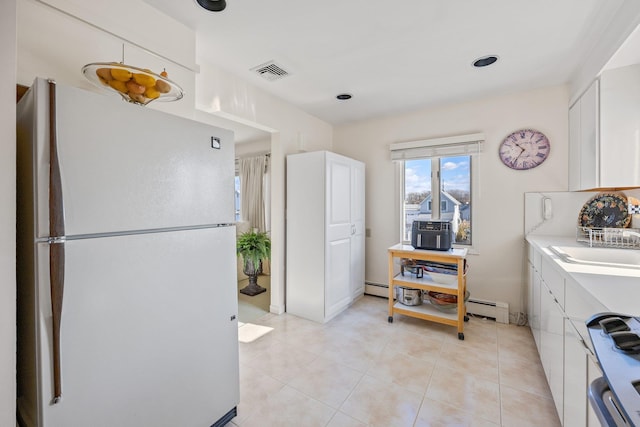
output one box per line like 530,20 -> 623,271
464,315 -> 469,322
388,316 -> 394,323
458,332 -> 464,340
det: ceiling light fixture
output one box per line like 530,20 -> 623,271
195,0 -> 226,12
336,93 -> 352,100
473,55 -> 498,68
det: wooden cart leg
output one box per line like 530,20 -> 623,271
388,251 -> 395,322
456,258 -> 465,339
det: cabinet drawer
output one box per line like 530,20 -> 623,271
532,245 -> 542,272
565,277 -> 607,348
541,257 -> 564,308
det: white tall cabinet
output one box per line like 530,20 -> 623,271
286,151 -> 365,323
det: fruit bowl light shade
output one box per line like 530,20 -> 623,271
81,62 -> 184,106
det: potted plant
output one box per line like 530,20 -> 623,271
236,230 -> 271,296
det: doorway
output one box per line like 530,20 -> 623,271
235,130 -> 272,323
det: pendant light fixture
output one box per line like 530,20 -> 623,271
196,0 -> 226,12
81,44 -> 184,106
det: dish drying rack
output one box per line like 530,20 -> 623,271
577,227 -> 640,249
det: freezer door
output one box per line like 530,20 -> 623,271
29,78 -> 235,238
31,226 -> 239,427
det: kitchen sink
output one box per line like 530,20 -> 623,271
548,245 -> 640,269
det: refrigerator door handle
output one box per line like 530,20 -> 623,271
49,242 -> 65,404
48,79 -> 65,404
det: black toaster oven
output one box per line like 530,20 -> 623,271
411,220 -> 453,251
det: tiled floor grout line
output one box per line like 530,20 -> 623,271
233,296 -> 559,426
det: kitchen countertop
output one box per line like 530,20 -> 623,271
526,235 -> 640,316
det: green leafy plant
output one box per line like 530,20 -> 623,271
236,230 -> 271,268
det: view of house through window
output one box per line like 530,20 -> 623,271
403,155 -> 472,245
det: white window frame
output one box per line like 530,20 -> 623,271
391,133 -> 482,253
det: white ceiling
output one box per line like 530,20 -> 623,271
144,0 -> 632,129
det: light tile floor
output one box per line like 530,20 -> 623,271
230,295 -> 561,427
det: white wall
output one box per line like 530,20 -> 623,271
15,0 -> 334,318
235,138 -> 271,158
525,189 -> 640,235
333,85 -> 569,315
1,0 -> 17,424
17,0 -> 197,119
11,0 -> 638,336
196,63 -> 333,313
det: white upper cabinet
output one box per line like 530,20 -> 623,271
600,63 -> 640,188
569,63 -> 640,190
568,80 -> 599,191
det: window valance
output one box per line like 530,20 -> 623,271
390,132 -> 484,161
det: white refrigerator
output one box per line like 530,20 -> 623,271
16,78 -> 239,427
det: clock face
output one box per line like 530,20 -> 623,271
499,129 -> 550,170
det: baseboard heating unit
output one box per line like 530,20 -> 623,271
466,298 -> 509,324
364,282 -> 389,298
365,283 -> 509,324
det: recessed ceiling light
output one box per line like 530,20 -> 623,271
195,0 -> 226,12
336,93 -> 352,100
473,55 -> 498,68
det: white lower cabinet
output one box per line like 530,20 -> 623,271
587,354 -> 602,426
527,249 -> 541,351
564,319 -> 588,427
540,282 -> 564,421
532,269 -> 541,350
526,242 -> 605,426
564,276 -> 607,427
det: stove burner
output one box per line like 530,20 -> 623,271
600,317 -> 631,334
611,331 -> 640,353
587,312 -> 640,426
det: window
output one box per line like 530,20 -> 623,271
390,133 -> 482,247
403,156 -> 472,245
234,175 -> 241,221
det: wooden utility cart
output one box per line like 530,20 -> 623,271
387,244 -> 468,340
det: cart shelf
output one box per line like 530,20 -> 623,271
388,244 -> 468,340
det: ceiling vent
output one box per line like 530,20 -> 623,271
250,61 -> 290,82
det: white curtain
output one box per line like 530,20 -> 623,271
239,156 -> 267,232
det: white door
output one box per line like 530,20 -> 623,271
325,154 -> 352,320
36,226 -> 239,427
350,161 -> 365,299
35,79 -> 235,238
